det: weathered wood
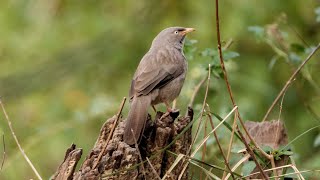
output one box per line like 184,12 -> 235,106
53,108 -> 193,180
243,120 -> 289,179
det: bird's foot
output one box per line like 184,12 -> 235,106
160,108 -> 180,120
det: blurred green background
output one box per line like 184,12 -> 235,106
0,0 -> 320,179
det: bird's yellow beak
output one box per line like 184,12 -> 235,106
181,28 -> 195,35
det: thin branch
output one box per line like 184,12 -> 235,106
92,97 -> 126,169
215,0 -> 236,106
262,43 -> 320,121
0,134 -> 5,171
0,99 -> 43,180
237,126 -> 269,179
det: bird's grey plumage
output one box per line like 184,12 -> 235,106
124,27 -> 194,145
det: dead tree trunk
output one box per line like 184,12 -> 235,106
52,107 -> 193,180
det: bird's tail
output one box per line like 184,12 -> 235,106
123,95 -> 151,145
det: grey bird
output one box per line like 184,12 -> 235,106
123,27 -> 195,145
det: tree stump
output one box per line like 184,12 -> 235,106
52,107 -> 193,180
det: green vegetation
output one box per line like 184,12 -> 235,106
0,0 -> 319,179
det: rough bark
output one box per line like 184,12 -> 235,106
53,107 -> 193,180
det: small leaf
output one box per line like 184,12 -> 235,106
314,133 -> 320,147
248,26 -> 265,40
242,161 -> 256,176
290,43 -> 305,53
222,51 -> 240,61
201,48 -> 216,57
281,150 -> 293,156
261,145 -> 273,153
289,52 -> 301,64
268,55 -> 279,70
315,7 -> 320,22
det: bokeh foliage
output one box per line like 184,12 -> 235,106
0,0 -> 319,179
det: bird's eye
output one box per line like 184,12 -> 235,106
174,31 -> 179,34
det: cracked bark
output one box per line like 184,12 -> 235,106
52,107 -> 193,180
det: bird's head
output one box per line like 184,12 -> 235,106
151,27 -> 195,50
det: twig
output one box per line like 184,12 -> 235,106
0,134 -> 5,171
207,106 -> 235,179
0,99 -> 43,180
237,126 -> 269,179
262,43 -> 320,121
92,97 -> 126,169
215,0 -> 236,106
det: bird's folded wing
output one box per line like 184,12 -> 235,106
132,54 -> 182,97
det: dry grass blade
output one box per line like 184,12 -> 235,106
262,43 -> 320,121
225,154 -> 250,179
178,64 -> 211,180
207,106 -> 235,179
269,169 -> 320,179
131,129 -> 147,178
0,134 -> 5,171
237,126 -> 269,179
222,112 -> 238,179
178,106 -> 238,179
162,154 -> 184,180
92,97 -> 126,169
190,161 -> 221,180
192,106 -> 237,157
146,157 -> 161,180
0,99 -> 43,180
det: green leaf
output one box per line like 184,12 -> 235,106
261,145 -> 273,153
231,144 -> 246,153
242,161 -> 256,176
315,7 -> 320,22
288,52 -> 301,64
281,150 -> 294,156
290,43 -> 305,53
314,133 -> 320,147
201,48 -> 216,57
248,26 -> 265,40
222,51 -> 240,61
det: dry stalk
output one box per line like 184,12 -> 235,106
92,97 -> 126,169
0,99 -> 43,180
237,126 -> 269,179
262,43 -> 320,121
206,104 -> 234,179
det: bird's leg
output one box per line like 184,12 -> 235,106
164,102 -> 172,112
152,105 -> 157,113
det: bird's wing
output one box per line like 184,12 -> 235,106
130,51 -> 183,97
